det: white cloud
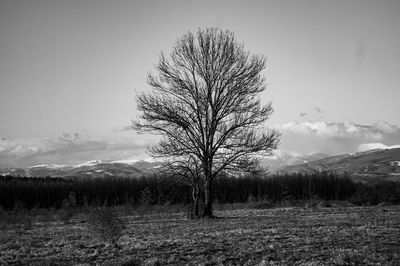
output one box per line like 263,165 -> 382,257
0,129 -> 158,168
275,121 -> 399,139
1,121 -> 399,168
274,121 -> 400,155
358,143 -> 400,152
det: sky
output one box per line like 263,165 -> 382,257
0,0 -> 400,167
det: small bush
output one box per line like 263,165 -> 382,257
87,207 -> 125,249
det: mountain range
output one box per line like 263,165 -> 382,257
262,151 -> 330,171
1,148 -> 399,182
277,148 -> 400,182
0,159 -> 163,179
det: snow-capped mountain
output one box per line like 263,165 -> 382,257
277,148 -> 400,182
0,159 -> 163,178
261,151 -> 330,172
1,145 -> 399,181
0,152 -> 327,178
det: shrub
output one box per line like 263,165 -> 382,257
87,207 -> 125,249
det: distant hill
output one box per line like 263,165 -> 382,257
261,151 -> 330,171
0,151 -> 330,178
2,148 -> 400,182
277,148 -> 400,182
0,160 -> 163,178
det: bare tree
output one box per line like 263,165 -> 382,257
133,28 -> 280,217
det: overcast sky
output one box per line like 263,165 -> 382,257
1,0 -> 399,166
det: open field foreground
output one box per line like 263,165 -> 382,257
1,206 -> 399,265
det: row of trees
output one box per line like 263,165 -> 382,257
1,173 -> 399,210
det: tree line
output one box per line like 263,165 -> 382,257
1,172 -> 399,210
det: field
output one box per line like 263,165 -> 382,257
1,205 -> 399,265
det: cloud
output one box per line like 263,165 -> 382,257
315,107 -> 323,114
358,143 -> 400,152
276,121 -> 400,138
0,130 -> 158,168
274,121 -> 400,155
60,132 -> 83,141
2,121 -> 400,167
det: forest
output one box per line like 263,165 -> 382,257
1,172 -> 399,211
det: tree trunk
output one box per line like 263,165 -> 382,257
203,178 -> 213,217
192,182 -> 200,218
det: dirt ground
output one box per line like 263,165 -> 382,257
1,205 -> 399,265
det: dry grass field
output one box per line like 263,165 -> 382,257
1,205 -> 399,265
